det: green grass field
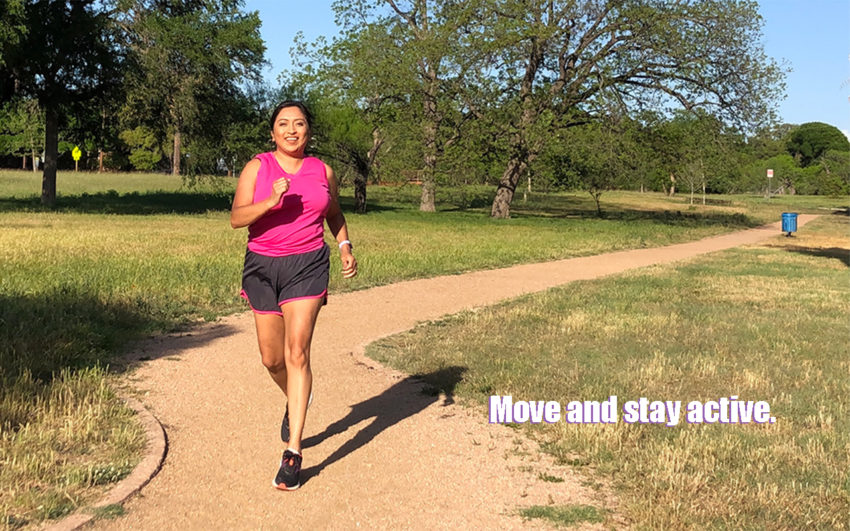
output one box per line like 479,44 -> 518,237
0,169 -> 846,528
7,170 -> 834,379
368,213 -> 850,528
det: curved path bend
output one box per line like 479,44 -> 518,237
89,216 -> 815,530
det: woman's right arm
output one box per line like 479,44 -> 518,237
230,158 -> 288,229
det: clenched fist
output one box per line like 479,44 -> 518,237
267,177 -> 290,207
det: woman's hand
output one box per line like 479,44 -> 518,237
341,249 -> 357,279
267,177 -> 290,207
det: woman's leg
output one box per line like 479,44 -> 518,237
280,297 -> 324,453
253,313 -> 287,394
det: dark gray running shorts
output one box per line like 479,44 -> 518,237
240,244 -> 330,315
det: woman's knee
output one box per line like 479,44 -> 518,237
259,344 -> 286,372
285,345 -> 311,369
261,353 -> 286,372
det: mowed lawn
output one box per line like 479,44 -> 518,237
369,213 -> 850,529
0,169 -> 845,527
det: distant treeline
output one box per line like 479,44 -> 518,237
1,1 -> 847,212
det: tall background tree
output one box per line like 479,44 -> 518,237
785,121 -> 850,167
2,0 -> 121,206
548,116 -> 640,216
288,24 -> 397,213
302,0 -> 484,212
117,0 -> 265,176
479,0 -> 785,218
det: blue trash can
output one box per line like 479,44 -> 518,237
781,212 -> 798,236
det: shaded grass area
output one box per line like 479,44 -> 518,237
0,212 -> 248,379
368,215 -> 850,528
0,190 -> 234,215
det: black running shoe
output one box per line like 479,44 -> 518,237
273,450 -> 302,491
281,392 -> 313,443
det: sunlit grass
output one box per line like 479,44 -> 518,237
5,172 -> 830,378
368,214 -> 850,528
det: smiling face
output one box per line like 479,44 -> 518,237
271,105 -> 310,157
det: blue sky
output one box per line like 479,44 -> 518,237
245,0 -> 850,137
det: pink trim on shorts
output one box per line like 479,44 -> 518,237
240,289 -> 284,316
279,289 -> 328,306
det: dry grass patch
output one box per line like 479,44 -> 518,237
369,214 -> 850,528
0,368 -> 145,528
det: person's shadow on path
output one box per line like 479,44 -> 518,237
300,366 -> 466,484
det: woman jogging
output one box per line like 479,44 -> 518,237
230,100 -> 357,491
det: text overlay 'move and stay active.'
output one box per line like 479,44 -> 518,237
489,396 -> 777,427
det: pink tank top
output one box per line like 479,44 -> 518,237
247,153 -> 330,257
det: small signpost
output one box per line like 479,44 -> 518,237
72,146 -> 82,172
766,168 -> 773,199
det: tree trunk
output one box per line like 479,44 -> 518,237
702,182 -> 706,205
354,127 -> 382,215
31,151 -> 37,173
172,128 -> 181,176
352,153 -> 369,215
354,174 -> 367,214
489,35 -> 543,218
420,177 -> 436,212
98,150 -> 104,172
41,106 -> 59,207
490,156 -> 526,218
419,76 -> 438,212
669,173 -> 676,196
592,191 -> 603,217
22,155 -> 26,170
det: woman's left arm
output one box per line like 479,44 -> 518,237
324,163 -> 357,279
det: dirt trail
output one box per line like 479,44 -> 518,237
88,217 -> 815,530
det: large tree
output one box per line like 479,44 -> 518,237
651,110 -> 743,202
2,0 -> 121,206
745,122 -> 797,162
325,0 -> 483,211
312,99 -> 384,214
547,115 -> 645,215
279,56 -> 390,214
479,0 -> 786,218
118,0 -> 265,175
785,122 -> 850,167
289,26 -> 400,213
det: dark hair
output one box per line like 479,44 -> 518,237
269,100 -> 313,132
